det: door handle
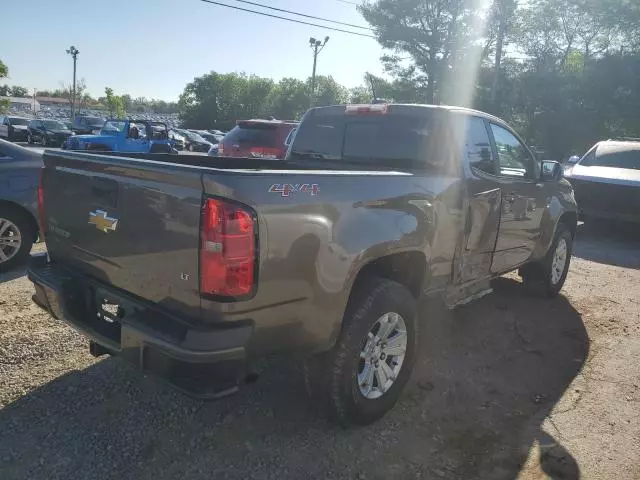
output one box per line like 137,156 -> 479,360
505,193 -> 517,203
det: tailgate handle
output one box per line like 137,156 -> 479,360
91,177 -> 119,209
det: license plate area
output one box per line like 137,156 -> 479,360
91,288 -> 123,344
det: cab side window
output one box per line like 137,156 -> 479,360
490,123 -> 536,179
466,117 -> 495,175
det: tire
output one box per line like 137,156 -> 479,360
521,223 -> 573,298
304,278 -> 418,426
40,135 -> 47,147
0,207 -> 35,273
188,144 -> 194,152
27,133 -> 33,145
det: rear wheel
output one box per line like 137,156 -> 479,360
27,133 -> 33,144
304,278 -> 418,426
520,223 -> 573,297
0,208 -> 34,272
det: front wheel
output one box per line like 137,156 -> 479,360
304,278 -> 418,426
521,223 -> 573,297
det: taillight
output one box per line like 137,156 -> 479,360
218,143 -> 225,155
37,168 -> 47,235
200,198 -> 256,298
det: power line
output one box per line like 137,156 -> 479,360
332,0 -> 360,4
227,0 -> 371,30
199,0 -> 376,38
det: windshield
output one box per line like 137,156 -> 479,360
582,147 -> 640,170
224,124 -> 279,148
185,131 -> 207,142
42,120 -> 69,130
101,121 -> 125,134
289,111 -> 446,169
8,118 -> 28,126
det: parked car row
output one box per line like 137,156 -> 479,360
0,115 -> 30,142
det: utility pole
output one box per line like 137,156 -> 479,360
66,46 -> 79,120
309,36 -> 329,104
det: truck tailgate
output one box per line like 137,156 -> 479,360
42,151 -> 203,319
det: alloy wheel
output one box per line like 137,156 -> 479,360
0,218 -> 23,265
551,238 -> 568,285
357,312 -> 408,400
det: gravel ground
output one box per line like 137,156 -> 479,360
0,223 -> 639,480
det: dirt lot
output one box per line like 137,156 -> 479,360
1,224 -> 639,480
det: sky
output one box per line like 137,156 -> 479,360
2,0 -> 387,101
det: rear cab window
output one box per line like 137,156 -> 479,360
288,105 -> 455,171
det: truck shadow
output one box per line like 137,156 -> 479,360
0,266 -> 27,284
0,278 -> 588,480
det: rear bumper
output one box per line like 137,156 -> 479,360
27,254 -> 252,398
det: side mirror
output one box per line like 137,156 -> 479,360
541,160 -> 562,181
567,155 -> 580,164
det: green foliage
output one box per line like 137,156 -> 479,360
10,86 -> 28,97
0,60 -> 7,79
264,78 -> 310,120
178,72 -> 349,129
104,87 -> 126,118
358,0 -> 640,159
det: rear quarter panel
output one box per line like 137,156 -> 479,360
201,170 -> 463,356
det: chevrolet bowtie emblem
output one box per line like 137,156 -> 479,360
89,210 -> 118,233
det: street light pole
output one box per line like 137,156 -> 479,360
309,36 -> 329,104
66,46 -> 79,120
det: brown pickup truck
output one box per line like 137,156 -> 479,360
28,104 -> 578,425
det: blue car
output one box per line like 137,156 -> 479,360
64,119 -> 175,154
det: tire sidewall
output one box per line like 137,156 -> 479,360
544,225 -> 573,296
334,280 -> 418,425
0,208 -> 34,272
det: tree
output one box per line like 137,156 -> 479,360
264,78 -> 310,120
104,87 -> 126,118
311,75 -> 349,107
359,0 -> 490,104
0,60 -> 8,113
179,72 -> 274,129
10,86 -> 29,97
61,78 -> 88,113
490,0 -> 518,114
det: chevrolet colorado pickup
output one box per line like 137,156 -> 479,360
28,104 -> 578,425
